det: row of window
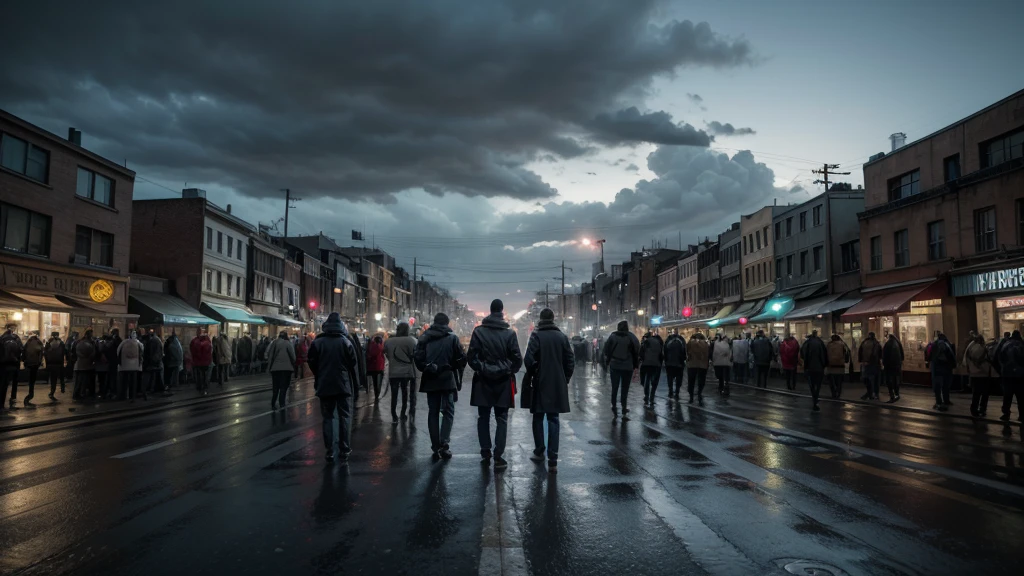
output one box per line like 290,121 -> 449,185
720,242 -> 741,266
2,133 -> 118,208
253,248 -> 284,277
723,275 -> 741,298
744,260 -> 772,289
680,260 -> 698,279
865,207 -> 997,271
205,268 -> 243,298
207,227 -> 244,261
742,226 -> 771,256
773,205 -> 823,242
775,246 -> 825,279
0,202 -> 114,267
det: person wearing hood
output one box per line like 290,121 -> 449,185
993,330 -> 1024,422
711,334 -> 733,396
468,299 -> 523,468
17,331 -> 44,407
800,330 -> 829,411
750,330 -> 774,389
602,320 -> 640,419
857,332 -> 883,401
415,313 -> 467,460
685,332 -> 710,404
164,331 -> 184,390
384,322 -> 418,421
882,333 -> 905,403
730,333 -> 750,386
779,333 -> 800,391
366,334 -> 386,403
826,334 -> 851,399
190,329 -> 214,394
639,331 -> 665,408
43,332 -> 66,401
235,332 -> 254,376
926,332 -> 956,411
525,308 -> 573,474
267,330 -> 297,410
1,324 -> 24,411
663,330 -> 687,399
308,313 -> 359,463
72,329 -> 97,402
117,331 -> 145,401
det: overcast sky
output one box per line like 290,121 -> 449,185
3,0 -> 1022,313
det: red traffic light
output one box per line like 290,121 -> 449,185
309,301 -> 317,309
682,306 -> 693,318
738,317 -> 748,325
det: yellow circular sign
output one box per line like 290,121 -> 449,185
89,279 -> 114,303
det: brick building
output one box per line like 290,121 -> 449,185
1,111 -> 136,338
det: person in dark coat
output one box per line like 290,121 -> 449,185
0,324 -> 24,413
72,329 -> 97,401
43,332 -> 66,401
639,331 -> 664,407
164,331 -> 183,391
190,330 -> 213,394
142,329 -> 165,393
857,332 -> 883,400
348,331 -> 368,404
927,332 -> 956,411
267,330 -> 297,409
750,330 -> 774,389
64,331 -> 78,389
881,333 -> 904,402
20,332 -> 44,407
800,330 -> 829,411
308,313 -> 358,463
663,331 -> 687,399
602,321 -> 640,419
686,333 -> 710,404
993,330 -> 1024,422
415,313 -> 467,460
524,308 -> 573,474
234,332 -> 254,376
467,299 -> 523,468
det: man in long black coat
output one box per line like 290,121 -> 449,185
524,308 -> 574,474
468,299 -> 523,469
308,312 -> 358,463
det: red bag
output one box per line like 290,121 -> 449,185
510,374 -> 517,404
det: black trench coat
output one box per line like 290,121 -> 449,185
524,321 -> 574,414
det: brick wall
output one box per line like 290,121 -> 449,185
130,198 -> 205,307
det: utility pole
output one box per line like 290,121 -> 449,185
561,261 -> 565,320
545,283 -> 549,309
811,164 -> 851,193
281,188 -> 301,239
812,164 -> 850,297
412,257 -> 417,322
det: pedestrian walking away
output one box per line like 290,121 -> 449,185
308,313 -> 359,463
415,313 -> 467,460
858,332 -> 883,400
603,320 -> 640,419
213,333 -> 232,387
190,330 -> 213,394
964,334 -> 994,417
235,332 -> 254,376
141,329 -> 164,393
43,331 -> 66,401
926,333 -> 956,411
117,331 -> 145,401
639,330 -> 664,407
663,330 -> 687,399
20,331 -> 44,407
711,334 -> 732,396
294,335 -> 309,380
779,333 -> 800,391
384,322 -> 418,422
94,335 -> 111,400
524,307 -> 573,474
731,333 -> 750,386
825,334 -> 851,399
468,299 -> 523,469
72,330 -> 98,402
800,330 -> 829,411
366,334 -> 386,403
267,330 -> 297,409
750,330 -> 773,389
993,330 -> 1024,422
881,333 -> 904,402
0,324 -> 24,414
104,329 -> 122,399
163,331 -> 183,391
685,332 -> 710,405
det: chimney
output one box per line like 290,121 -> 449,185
182,188 -> 207,199
226,204 -> 232,214
67,127 -> 82,145
889,132 -> 906,151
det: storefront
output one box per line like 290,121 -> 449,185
683,304 -> 735,335
200,301 -> 267,340
950,262 -> 1024,343
709,299 -> 765,336
129,290 -> 218,338
749,297 -> 795,337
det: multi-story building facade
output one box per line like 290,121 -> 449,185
719,223 -> 742,308
847,89 -> 1024,379
1,113 -> 137,339
696,240 -> 721,319
248,232 -> 301,335
677,247 -> 699,320
656,262 -> 678,325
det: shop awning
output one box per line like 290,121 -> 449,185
711,299 -> 765,327
129,291 -> 218,326
750,297 -> 797,322
0,290 -> 101,313
841,282 -> 939,319
200,302 -> 267,325
262,314 -> 306,327
683,304 -> 736,327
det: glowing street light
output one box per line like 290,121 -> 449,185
637,309 -> 645,316
374,312 -> 383,321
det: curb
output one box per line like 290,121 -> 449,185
728,381 -> 1022,426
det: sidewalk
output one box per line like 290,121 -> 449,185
0,371 -> 286,433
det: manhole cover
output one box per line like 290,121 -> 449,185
782,560 -> 848,576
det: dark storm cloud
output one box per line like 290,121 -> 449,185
706,121 -> 756,136
625,163 -> 640,172
0,0 -> 752,202
588,107 -> 712,146
687,93 -> 704,104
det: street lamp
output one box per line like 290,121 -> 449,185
374,312 -> 383,321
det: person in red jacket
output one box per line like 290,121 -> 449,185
190,330 -> 214,394
366,334 -> 386,403
294,334 -> 310,379
779,333 -> 800,391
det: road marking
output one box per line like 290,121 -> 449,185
110,396 -> 316,459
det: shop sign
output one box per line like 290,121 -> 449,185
89,279 -> 114,303
952,266 -> 1024,296
995,297 -> 1024,309
1,264 -> 124,304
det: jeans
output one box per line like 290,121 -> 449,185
368,371 -> 383,400
271,370 -> 291,406
784,368 -> 797,390
970,376 -> 991,415
1001,376 -> 1023,419
641,366 -> 661,401
143,370 -> 163,393
0,367 -> 17,406
714,366 -> 731,394
319,394 -> 352,456
391,377 -> 413,417
884,371 -> 901,398
477,406 -> 509,457
194,366 -> 210,391
755,364 -> 770,388
931,368 -> 952,405
609,369 -> 632,409
665,367 -> 684,396
120,371 -> 143,399
532,413 -> 560,462
686,368 -> 707,398
828,374 -> 844,398
807,371 -> 824,405
732,362 -> 747,384
862,365 -> 880,397
426,391 -> 455,451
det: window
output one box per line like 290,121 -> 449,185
776,258 -> 783,279
799,211 -> 807,232
756,231 -> 762,250
217,232 -> 223,253
743,236 -> 748,255
1,202 -> 51,257
74,226 -> 114,267
206,227 -> 213,249
756,264 -> 761,285
1018,199 -> 1024,245
870,236 -> 882,271
888,169 -> 920,202
745,267 -> 750,287
226,274 -> 233,296
237,239 -> 243,261
75,167 -> 114,206
813,246 -> 822,271
206,269 -> 213,291
894,229 -> 909,267
216,272 -> 223,293
786,255 -> 793,275
981,127 -> 1024,168
799,251 -> 807,275
813,206 -> 822,226
944,154 -> 961,182
0,134 -> 49,183
774,222 -> 781,241
841,240 -> 861,273
927,220 -> 946,261
974,207 -> 997,252
763,226 -> 769,247
786,217 -> 792,236
227,236 -> 233,258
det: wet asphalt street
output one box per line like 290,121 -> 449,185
2,366 -> 1023,576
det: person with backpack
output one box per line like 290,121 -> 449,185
415,313 -> 467,460
602,320 -> 640,419
993,330 -> 1024,422
308,313 -> 359,463
141,329 -> 164,393
964,334 -> 993,417
17,331 -> 44,407
825,334 -> 851,399
639,330 -> 664,407
468,300 -> 523,469
857,332 -> 883,400
1,324 -> 24,413
164,331 -> 184,390
881,333 -> 904,403
685,332 -> 710,405
72,329 -> 98,402
779,333 -> 800,391
926,332 -> 956,411
524,308 -> 573,474
663,330 -> 687,399
117,331 -> 145,401
711,334 -> 733,396
800,330 -> 829,411
384,322 -> 418,422
366,334 -> 386,403
267,330 -> 297,409
43,332 -> 66,401
190,330 -> 213,394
